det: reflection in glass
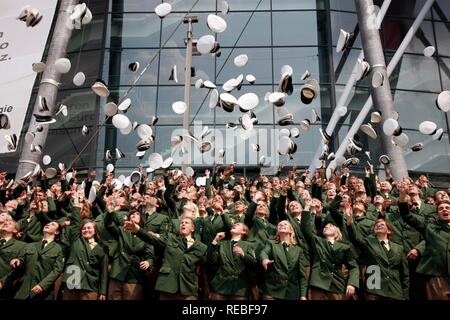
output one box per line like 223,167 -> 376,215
107,13 -> 161,48
272,11 -> 319,46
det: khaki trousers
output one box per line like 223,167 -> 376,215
108,278 -> 143,300
159,292 -> 197,300
209,292 -> 247,300
63,288 -> 98,300
310,287 -> 343,300
425,277 -> 450,300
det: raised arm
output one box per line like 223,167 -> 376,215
300,200 -> 315,246
124,221 -> 167,249
397,183 -> 426,233
345,209 -> 368,250
103,199 -> 120,239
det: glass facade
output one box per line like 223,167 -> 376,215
1,0 -> 449,182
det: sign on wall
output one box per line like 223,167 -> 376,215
0,0 -> 58,154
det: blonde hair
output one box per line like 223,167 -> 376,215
334,226 -> 343,241
275,220 -> 298,245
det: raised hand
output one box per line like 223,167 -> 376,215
262,259 -> 274,271
10,259 -> 21,268
232,246 -> 245,258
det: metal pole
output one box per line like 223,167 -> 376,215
181,16 -> 197,174
308,0 -> 392,176
328,0 -> 436,180
16,0 -> 79,180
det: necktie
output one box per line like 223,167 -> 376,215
380,240 -> 389,252
283,242 -> 289,252
211,213 -> 218,223
88,240 -> 97,250
186,238 -> 194,249
0,239 -> 6,247
41,240 -> 47,250
231,240 -> 238,247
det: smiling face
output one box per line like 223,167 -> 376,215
288,201 -> 302,215
323,223 -> 338,239
81,221 -> 96,240
374,220 -> 392,237
179,217 -> 195,237
437,202 -> 450,223
277,220 -> 293,235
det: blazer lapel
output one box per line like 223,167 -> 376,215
222,240 -> 235,266
370,238 -> 389,264
1,238 -> 16,250
41,241 -> 54,255
275,242 -> 289,271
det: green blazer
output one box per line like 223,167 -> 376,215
260,240 -> 308,299
244,202 -> 277,255
0,238 -> 26,297
62,207 -> 109,295
200,208 -> 227,246
400,202 -> 450,277
135,228 -> 207,296
347,224 -> 409,300
421,186 -> 437,199
104,212 -> 154,284
14,240 -> 65,300
277,194 -> 311,265
17,215 -> 44,243
301,211 -> 359,294
94,210 -> 127,259
366,206 -> 426,255
143,211 -> 171,235
208,239 -> 256,297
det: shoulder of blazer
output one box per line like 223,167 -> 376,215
389,241 -> 404,253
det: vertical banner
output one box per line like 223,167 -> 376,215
0,0 -> 58,153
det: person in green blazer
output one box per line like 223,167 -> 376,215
260,220 -> 308,300
417,175 -> 437,200
10,220 -> 65,300
208,223 -> 256,300
124,215 -> 207,300
62,191 -> 108,300
300,199 -> 359,300
398,183 -> 450,300
346,214 -> 409,300
200,194 -> 227,246
141,194 -> 171,236
0,219 -> 26,299
104,202 -> 154,300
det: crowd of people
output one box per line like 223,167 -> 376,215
0,162 -> 449,300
